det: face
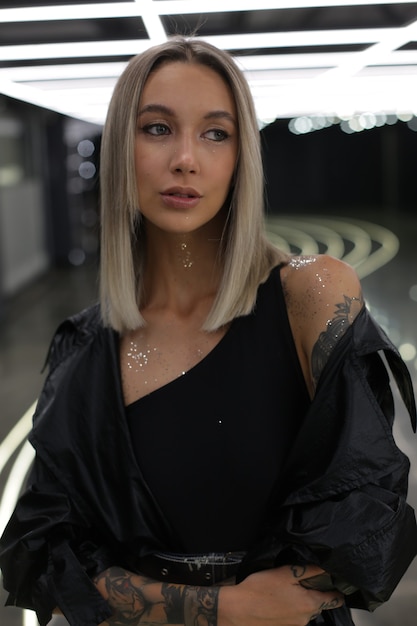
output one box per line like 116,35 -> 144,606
134,61 -> 238,236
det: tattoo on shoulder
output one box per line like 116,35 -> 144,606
94,567 -> 219,626
311,293 -> 363,388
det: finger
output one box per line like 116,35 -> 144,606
319,596 -> 344,611
289,564 -> 325,581
310,595 -> 344,621
310,612 -> 322,621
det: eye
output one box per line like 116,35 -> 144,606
204,129 -> 230,142
142,123 -> 170,136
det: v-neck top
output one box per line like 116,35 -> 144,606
126,265 -> 310,553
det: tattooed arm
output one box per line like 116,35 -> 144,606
93,564 -> 344,626
310,293 -> 363,388
94,567 -> 218,626
281,254 -> 364,397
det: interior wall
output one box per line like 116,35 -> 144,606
0,179 -> 48,295
0,97 -> 100,308
261,119 -> 417,217
0,98 -> 50,299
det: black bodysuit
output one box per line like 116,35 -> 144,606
127,265 -> 311,553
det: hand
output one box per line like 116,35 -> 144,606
218,564 -> 344,626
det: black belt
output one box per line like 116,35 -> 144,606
138,551 -> 246,586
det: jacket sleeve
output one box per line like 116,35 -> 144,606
237,310 -> 417,612
0,456 -> 113,626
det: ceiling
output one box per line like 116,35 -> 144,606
1,1 -> 417,126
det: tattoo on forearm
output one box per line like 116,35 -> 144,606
162,584 -> 184,623
182,586 -> 218,626
311,293 -> 363,387
95,567 -> 155,624
94,567 -> 219,626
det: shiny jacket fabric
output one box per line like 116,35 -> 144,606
0,304 -> 416,626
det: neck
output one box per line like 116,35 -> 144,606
141,222 -> 225,318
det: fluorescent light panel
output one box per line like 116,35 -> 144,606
2,71 -> 415,125
1,2 -> 417,124
139,0 -> 167,44
1,0 -> 417,22
3,45 -> 417,84
0,40 -> 151,61
1,27 -> 412,63
0,63 -> 128,82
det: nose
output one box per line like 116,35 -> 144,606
170,134 -> 199,174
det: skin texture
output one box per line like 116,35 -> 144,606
281,254 -> 363,398
120,61 -> 238,404
97,63 -> 363,626
134,61 -> 238,237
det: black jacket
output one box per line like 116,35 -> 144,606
0,304 -> 416,626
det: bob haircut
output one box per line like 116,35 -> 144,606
99,37 -> 287,333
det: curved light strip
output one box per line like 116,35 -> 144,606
264,216 -> 399,278
0,440 -> 35,536
0,402 -> 35,475
269,216 -> 346,258
266,220 -> 319,255
343,219 -> 400,276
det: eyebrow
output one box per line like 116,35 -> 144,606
137,103 -> 236,126
204,110 -> 236,126
137,103 -> 174,117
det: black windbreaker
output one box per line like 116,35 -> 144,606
0,304 -> 416,626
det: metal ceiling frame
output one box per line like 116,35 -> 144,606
1,0 -> 417,125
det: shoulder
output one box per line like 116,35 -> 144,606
280,254 -> 361,306
280,255 -> 364,394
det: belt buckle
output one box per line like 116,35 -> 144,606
184,555 -> 209,572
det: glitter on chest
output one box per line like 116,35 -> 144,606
125,340 -> 205,377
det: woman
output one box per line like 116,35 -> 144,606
0,38 -> 416,626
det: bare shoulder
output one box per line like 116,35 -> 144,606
281,254 -> 364,394
281,254 -> 362,311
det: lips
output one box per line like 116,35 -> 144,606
160,187 -> 202,210
162,187 -> 201,199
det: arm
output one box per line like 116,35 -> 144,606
0,462 -> 114,626
245,255 -> 416,609
94,564 -> 344,626
281,254 -> 363,396
0,467 -> 344,626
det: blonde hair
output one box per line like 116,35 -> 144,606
99,37 -> 287,333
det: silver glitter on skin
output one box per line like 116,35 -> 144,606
180,242 -> 194,269
124,341 -> 207,394
121,318 -> 228,404
314,272 -> 326,297
289,255 -> 317,270
126,342 -> 158,373
324,317 -> 348,340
